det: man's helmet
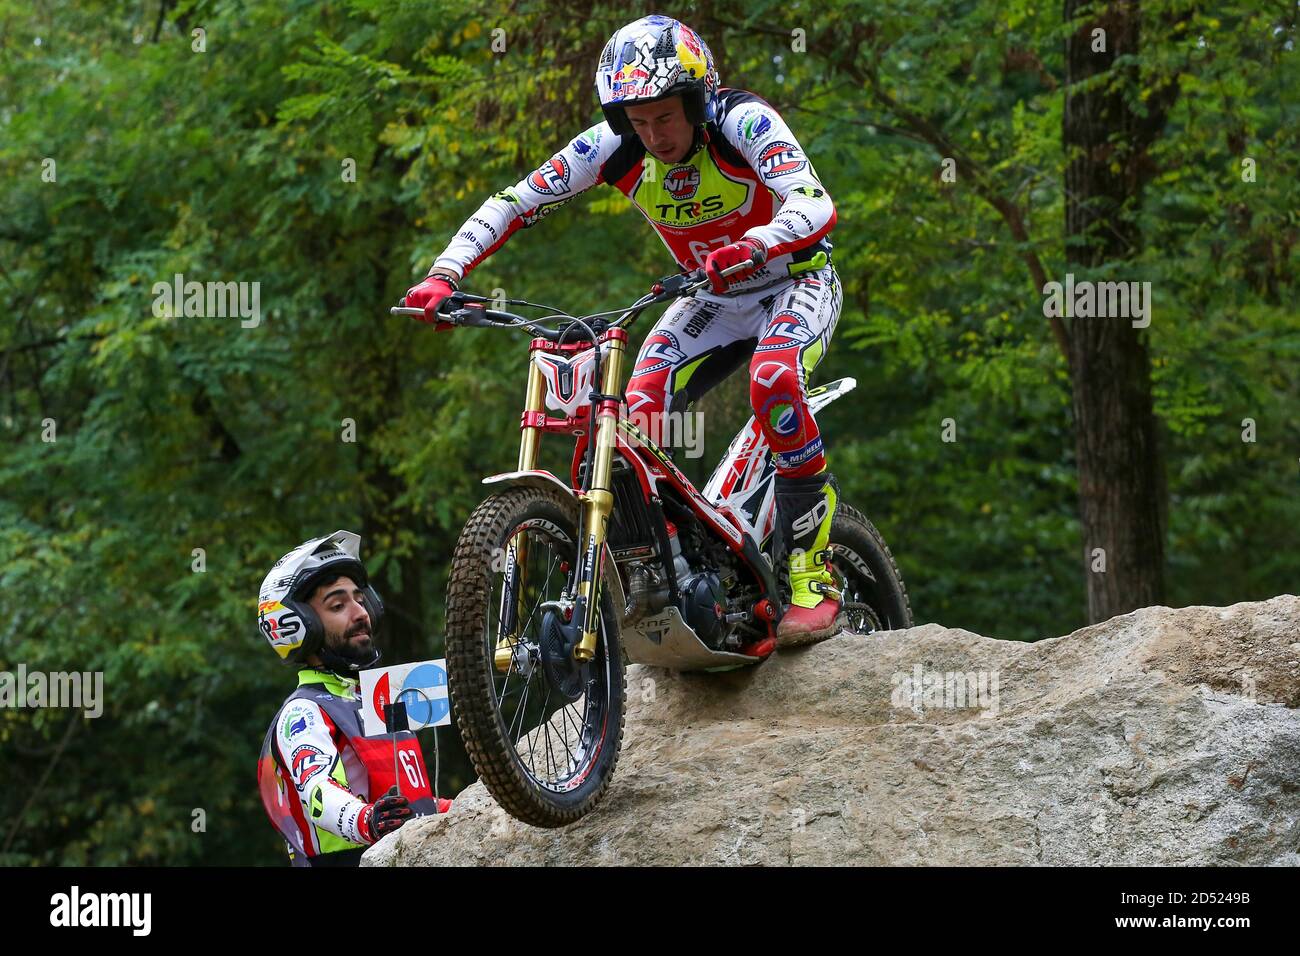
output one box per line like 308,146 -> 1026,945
258,530 -> 384,672
595,15 -> 720,138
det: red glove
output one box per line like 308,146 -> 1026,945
358,786 -> 413,844
702,238 -> 766,294
403,275 -> 458,330
435,797 -> 453,814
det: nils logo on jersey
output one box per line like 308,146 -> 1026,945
290,744 -> 328,788
664,165 -> 701,200
759,141 -> 807,177
529,156 -> 571,196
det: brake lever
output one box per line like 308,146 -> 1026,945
448,305 -> 497,328
649,250 -> 765,300
649,271 -> 699,300
390,291 -> 472,321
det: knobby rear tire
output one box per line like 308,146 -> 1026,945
831,501 -> 913,632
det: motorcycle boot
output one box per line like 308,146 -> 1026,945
775,470 -> 846,647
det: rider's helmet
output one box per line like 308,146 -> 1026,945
595,15 -> 720,138
257,530 -> 384,673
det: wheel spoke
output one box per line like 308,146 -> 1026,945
540,680 -> 556,784
517,547 -> 558,639
508,670 -> 533,745
475,513 -> 615,794
553,700 -> 579,773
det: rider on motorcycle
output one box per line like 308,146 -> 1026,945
405,15 -> 845,645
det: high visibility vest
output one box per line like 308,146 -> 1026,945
258,670 -> 439,867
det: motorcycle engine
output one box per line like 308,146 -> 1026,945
677,570 -> 728,649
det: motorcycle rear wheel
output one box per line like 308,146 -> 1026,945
828,502 -> 913,633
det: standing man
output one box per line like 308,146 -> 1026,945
256,530 -> 451,867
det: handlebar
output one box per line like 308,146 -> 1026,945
389,250 -> 765,343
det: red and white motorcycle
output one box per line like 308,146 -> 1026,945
394,258 -> 911,827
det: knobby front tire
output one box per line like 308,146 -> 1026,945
444,486 -> 627,828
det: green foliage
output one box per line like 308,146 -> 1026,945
1,0 -> 1295,864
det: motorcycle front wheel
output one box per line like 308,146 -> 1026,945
445,486 -> 626,828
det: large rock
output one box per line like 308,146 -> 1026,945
364,596 -> 1300,866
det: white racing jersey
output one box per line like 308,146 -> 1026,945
432,88 -> 836,295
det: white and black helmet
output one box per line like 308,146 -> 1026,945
257,530 -> 384,669
595,15 -> 720,137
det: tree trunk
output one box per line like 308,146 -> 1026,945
1063,0 -> 1167,622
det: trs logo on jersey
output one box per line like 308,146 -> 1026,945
651,195 -> 726,222
664,165 -> 701,200
529,156 -> 571,196
759,141 -> 807,178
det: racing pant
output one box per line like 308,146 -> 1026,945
625,264 -> 843,479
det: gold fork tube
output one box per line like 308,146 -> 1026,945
575,336 -> 626,661
517,357 -> 545,472
494,356 -> 546,672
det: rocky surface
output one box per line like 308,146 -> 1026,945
365,595 -> 1300,865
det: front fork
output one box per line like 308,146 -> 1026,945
492,355 -> 544,672
572,335 -> 626,661
493,331 -> 627,671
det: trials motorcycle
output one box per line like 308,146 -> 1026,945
393,255 -> 911,828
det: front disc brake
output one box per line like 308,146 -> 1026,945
540,610 -> 587,703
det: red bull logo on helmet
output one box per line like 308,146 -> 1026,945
679,26 -> 703,58
675,27 -> 706,78
613,64 -> 650,84
611,63 -> 653,98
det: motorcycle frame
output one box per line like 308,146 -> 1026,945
490,326 -> 786,670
